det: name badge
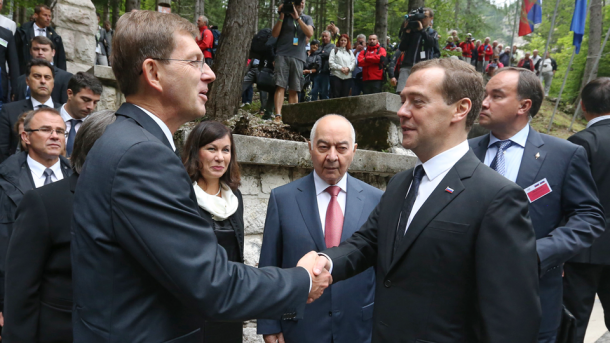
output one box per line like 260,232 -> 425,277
524,178 -> 552,203
293,37 -> 299,46
0,38 -> 7,48
420,51 -> 426,59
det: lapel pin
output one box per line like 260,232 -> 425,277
535,152 -> 540,159
445,187 -> 454,194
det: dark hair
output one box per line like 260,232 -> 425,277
68,72 -> 104,96
26,58 -> 55,78
423,7 -> 434,17
496,67 -> 544,117
182,121 -> 241,190
338,33 -> 351,50
30,36 -> 55,50
34,4 -> 50,14
410,58 -> 485,130
582,77 -> 610,115
311,39 -> 320,46
71,110 -> 117,174
14,111 -> 31,152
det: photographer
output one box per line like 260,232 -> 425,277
270,0 -> 314,123
458,34 -> 475,64
396,7 -> 439,93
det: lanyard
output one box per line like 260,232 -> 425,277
293,19 -> 299,38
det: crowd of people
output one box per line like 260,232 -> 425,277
0,4 -> 609,343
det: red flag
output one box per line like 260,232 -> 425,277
519,0 -> 543,36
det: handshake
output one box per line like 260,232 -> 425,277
297,251 -> 333,303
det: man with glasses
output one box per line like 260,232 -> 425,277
0,59 -> 61,163
0,108 -> 71,334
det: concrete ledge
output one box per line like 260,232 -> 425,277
234,134 -> 416,175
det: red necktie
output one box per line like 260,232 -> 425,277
324,186 -> 344,248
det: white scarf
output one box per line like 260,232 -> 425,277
193,182 -> 239,221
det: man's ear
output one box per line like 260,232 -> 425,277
51,49 -> 55,58
517,98 -> 533,117
451,98 -> 471,124
141,59 -> 163,93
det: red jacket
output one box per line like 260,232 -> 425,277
197,26 -> 213,59
357,44 -> 387,81
477,44 -> 493,61
459,41 -> 474,58
518,58 -> 535,71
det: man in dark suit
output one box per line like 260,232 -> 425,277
14,4 -> 66,74
258,114 -> 383,343
313,58 -> 541,342
0,107 -> 71,336
71,11 -> 331,343
12,36 -> 72,104
0,59 -> 62,162
2,110 -> 115,343
0,26 -> 19,103
469,67 -> 606,343
563,77 -> 610,342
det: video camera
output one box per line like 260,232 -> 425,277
281,0 -> 302,15
404,7 -> 427,30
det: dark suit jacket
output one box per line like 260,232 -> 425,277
71,103 -> 310,343
567,119 -> 610,265
3,173 -> 77,343
470,127 -> 606,334
0,99 -> 62,162
0,26 -> 19,102
322,151 -> 541,343
15,22 -> 66,75
258,173 -> 382,343
13,67 -> 72,105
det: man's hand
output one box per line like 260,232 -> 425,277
391,77 -> 397,87
303,70 -> 310,75
342,67 -> 350,75
291,5 -> 299,19
264,332 -> 285,343
297,251 -> 332,303
417,21 -> 424,31
277,5 -> 285,19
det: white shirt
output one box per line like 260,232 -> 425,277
483,125 -> 529,183
532,55 -> 542,67
27,155 -> 64,188
60,104 -> 87,134
587,115 -> 610,128
402,140 -> 470,234
0,15 -> 16,34
540,58 -> 553,73
31,97 -> 54,110
33,22 -> 47,37
133,105 -> 176,151
313,171 -> 347,234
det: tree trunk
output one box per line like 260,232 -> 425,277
194,0 -> 205,23
111,0 -> 120,28
254,0 -> 259,33
206,0 -> 257,121
374,0 -> 388,48
316,0 -> 321,37
347,0 -> 354,40
580,0 -> 603,89
408,0 -> 424,12
337,0 -> 348,37
270,0 -> 276,28
18,6 -> 26,26
103,0 -> 110,22
125,0 -> 139,13
454,0 -> 459,30
465,0 -> 472,33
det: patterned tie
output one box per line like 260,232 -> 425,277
43,168 -> 54,185
324,186 -> 344,248
37,104 -> 48,109
66,119 -> 82,157
489,140 -> 514,176
38,28 -> 46,36
394,165 -> 426,253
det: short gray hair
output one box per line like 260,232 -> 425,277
23,108 -> 62,131
71,110 -> 117,174
309,114 -> 356,150
198,15 -> 208,24
322,30 -> 331,37
356,34 -> 366,41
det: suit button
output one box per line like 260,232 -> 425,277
384,280 -> 391,288
329,311 -> 333,317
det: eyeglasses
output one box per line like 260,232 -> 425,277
25,127 -> 68,137
139,58 -> 207,75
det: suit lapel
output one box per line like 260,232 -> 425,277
341,175 -> 364,242
515,127 -> 546,189
19,158 -> 35,193
384,171 -> 414,271
471,134 -> 490,162
295,174 -> 326,251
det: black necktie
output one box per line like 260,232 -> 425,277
394,165 -> 426,253
37,104 -> 49,109
66,119 -> 81,157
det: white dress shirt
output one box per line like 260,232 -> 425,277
402,140 -> 470,234
27,155 -> 64,188
31,97 -> 54,110
33,22 -> 47,37
313,171 -> 347,234
587,115 -> 610,128
60,104 -> 87,133
483,125 -> 529,183
0,15 -> 16,34
133,105 -> 176,151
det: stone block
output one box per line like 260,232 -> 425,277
74,32 -> 96,65
67,61 -> 93,74
291,168 -> 310,182
53,3 -> 96,35
56,28 -> 75,61
88,65 -> 116,83
96,86 -> 120,111
243,234 -> 263,267
239,175 -> 260,195
260,167 -> 291,194
243,327 -> 264,343
243,197 -> 269,236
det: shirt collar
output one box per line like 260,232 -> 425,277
60,104 -> 88,123
133,105 -> 176,151
31,97 -> 54,109
488,124 -> 529,149
415,140 -> 470,182
33,22 -> 46,32
313,170 -> 348,196
587,114 -> 610,128
27,154 -> 61,179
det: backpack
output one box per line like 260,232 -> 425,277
250,28 -> 272,60
206,28 -> 221,57
376,47 -> 389,82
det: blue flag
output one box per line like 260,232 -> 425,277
570,0 -> 588,53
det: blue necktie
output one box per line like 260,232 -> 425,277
394,165 -> 426,254
25,87 -> 30,99
489,140 -> 514,177
66,119 -> 81,157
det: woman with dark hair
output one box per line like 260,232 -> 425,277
328,33 -> 355,98
182,121 -> 244,343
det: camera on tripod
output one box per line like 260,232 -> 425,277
403,7 -> 427,30
281,0 -> 303,15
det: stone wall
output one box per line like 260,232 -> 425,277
87,65 -> 124,110
231,135 -> 417,342
53,0 -> 98,74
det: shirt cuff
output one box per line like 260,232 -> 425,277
299,266 -> 312,293
317,253 -> 333,274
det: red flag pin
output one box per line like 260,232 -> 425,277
445,187 -> 454,194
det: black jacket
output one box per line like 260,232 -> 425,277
305,51 -> 321,75
317,42 -> 336,74
398,26 -> 440,67
13,67 -> 73,105
15,21 -> 66,75
0,152 -> 71,310
3,173 -> 77,343
0,26 -> 19,103
0,99 -> 63,163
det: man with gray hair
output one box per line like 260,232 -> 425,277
259,114 -> 382,343
196,15 -> 214,66
310,31 -> 335,101
351,34 -> 367,96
